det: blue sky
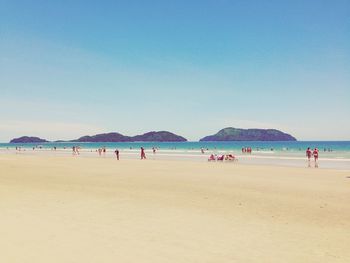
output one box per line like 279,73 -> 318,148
0,0 -> 349,141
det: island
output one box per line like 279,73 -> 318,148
200,127 -> 296,141
70,131 -> 187,142
10,136 -> 49,143
131,131 -> 187,142
71,132 -> 131,142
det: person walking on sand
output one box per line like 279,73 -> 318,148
114,149 -> 119,160
306,147 -> 312,167
313,148 -> 319,167
141,147 -> 146,160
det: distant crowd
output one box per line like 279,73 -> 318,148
8,144 -> 323,168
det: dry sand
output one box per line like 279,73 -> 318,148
1,154 -> 350,262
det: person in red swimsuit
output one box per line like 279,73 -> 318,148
306,147 -> 312,167
313,148 -> 319,166
141,147 -> 146,160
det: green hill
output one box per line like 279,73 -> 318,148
71,132 -> 131,142
132,131 -> 187,142
10,136 -> 48,143
71,131 -> 187,142
200,127 -> 296,141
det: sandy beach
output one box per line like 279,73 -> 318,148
1,154 -> 349,262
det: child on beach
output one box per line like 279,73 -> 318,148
114,149 -> 119,160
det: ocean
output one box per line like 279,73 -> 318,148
1,141 -> 350,170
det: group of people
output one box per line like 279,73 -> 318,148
72,146 -> 80,155
94,147 -> 147,160
97,147 -> 107,156
306,147 -> 319,167
76,146 -> 319,167
208,154 -> 237,162
93,147 -> 146,160
242,147 -> 252,154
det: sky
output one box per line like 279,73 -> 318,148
0,0 -> 349,142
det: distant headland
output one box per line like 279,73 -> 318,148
200,127 -> 296,141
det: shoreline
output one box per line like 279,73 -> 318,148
1,147 -> 350,170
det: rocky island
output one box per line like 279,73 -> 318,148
131,131 -> 187,142
71,131 -> 187,142
10,136 -> 49,143
200,127 -> 296,141
72,132 -> 131,142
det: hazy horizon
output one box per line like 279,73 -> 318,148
1,1 -> 349,142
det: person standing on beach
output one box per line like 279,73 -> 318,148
115,149 -> 119,160
313,148 -> 319,167
306,147 -> 312,167
141,147 -> 146,160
